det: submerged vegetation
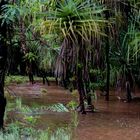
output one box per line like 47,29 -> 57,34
3,96 -> 78,140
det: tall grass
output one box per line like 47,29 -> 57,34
0,125 -> 73,140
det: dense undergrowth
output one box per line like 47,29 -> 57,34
5,75 -> 56,85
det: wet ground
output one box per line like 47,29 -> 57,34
75,98 -> 140,140
5,82 -> 140,140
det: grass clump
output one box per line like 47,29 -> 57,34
0,123 -> 73,140
5,76 -> 28,85
5,75 -> 42,85
47,103 -> 69,112
40,88 -> 47,94
67,101 -> 78,110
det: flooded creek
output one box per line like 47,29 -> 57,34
5,82 -> 140,140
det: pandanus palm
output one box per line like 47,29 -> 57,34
42,0 -> 106,113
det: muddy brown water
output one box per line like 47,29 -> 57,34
5,82 -> 140,140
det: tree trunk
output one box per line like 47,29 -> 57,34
126,81 -> 132,102
0,44 -> 7,129
0,95 -> 6,129
76,67 -> 86,114
105,9 -> 110,101
0,0 -> 8,129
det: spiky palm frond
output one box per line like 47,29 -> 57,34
41,0 -> 107,77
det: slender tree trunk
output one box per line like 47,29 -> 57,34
43,76 -> 45,84
105,9 -> 110,101
0,95 -> 6,129
77,67 -> 86,114
0,0 -> 8,129
126,81 -> 132,102
106,38 -> 110,101
0,44 -> 7,129
27,63 -> 34,84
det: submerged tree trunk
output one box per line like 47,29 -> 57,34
26,63 -> 34,84
125,69 -> 134,102
76,67 -> 86,114
126,81 -> 132,102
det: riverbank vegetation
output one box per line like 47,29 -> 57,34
0,0 -> 140,138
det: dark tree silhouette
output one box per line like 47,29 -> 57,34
0,0 -> 8,129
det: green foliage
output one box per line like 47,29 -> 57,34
5,75 -> 42,85
7,122 -> 20,136
1,0 -> 140,102
90,69 -> 103,75
4,91 -> 79,140
88,90 -> 97,101
89,69 -> 106,90
38,45 -> 59,72
67,100 -> 78,110
71,90 -> 78,97
5,76 -> 25,85
70,112 -> 78,128
23,52 -> 37,63
39,127 -> 72,140
21,127 -> 37,137
12,98 -> 69,114
47,103 -> 69,112
24,116 -> 38,124
1,123 -> 37,140
16,98 -> 22,110
3,103 -> 77,140
0,122 -> 73,140
44,0 -> 106,42
5,76 -> 28,85
89,82 -> 105,90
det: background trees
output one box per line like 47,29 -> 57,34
0,0 -> 139,116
